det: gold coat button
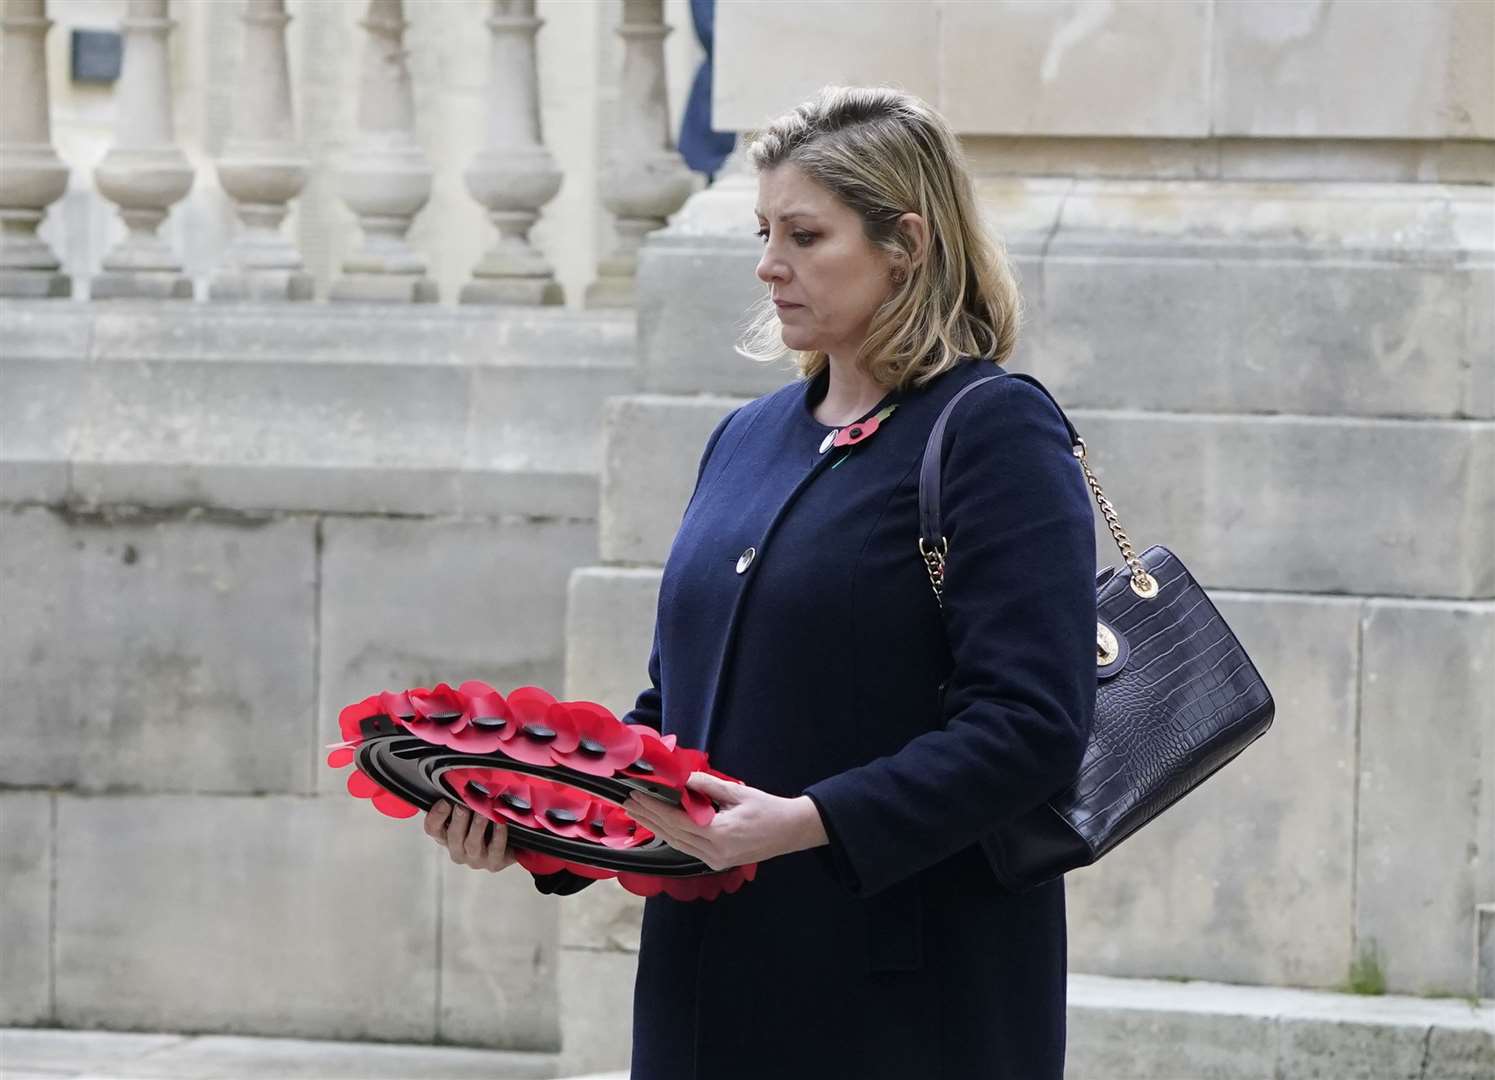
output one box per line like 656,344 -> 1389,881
736,546 -> 756,573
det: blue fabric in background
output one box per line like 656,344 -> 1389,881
679,0 -> 736,183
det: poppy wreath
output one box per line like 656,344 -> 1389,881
326,680 -> 758,901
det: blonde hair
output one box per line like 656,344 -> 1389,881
735,85 -> 1024,392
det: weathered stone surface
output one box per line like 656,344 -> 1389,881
0,301 -> 633,519
1067,593 -> 1360,988
598,395 -> 745,566
1356,600 -> 1495,995
53,794 -> 437,1039
636,176 -> 1492,418
1480,905 -> 1495,999
554,946 -> 638,1078
564,567 -> 662,724
557,877 -> 645,955
0,1026 -> 561,1079
317,516 -> 595,793
1073,412 -> 1492,599
0,793 -> 53,1025
1276,1016 -> 1428,1080
1067,974 -> 1495,1080
437,858 -> 561,1050
0,507 -> 317,794
1214,0 -> 1494,139
1067,1004 -> 1276,1080
1023,257 -> 1492,420
941,0 -> 1211,136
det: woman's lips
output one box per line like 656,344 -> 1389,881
773,300 -> 801,309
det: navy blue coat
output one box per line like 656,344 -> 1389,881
572,355 -> 1097,1079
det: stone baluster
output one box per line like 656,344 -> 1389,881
92,0 -> 194,300
586,0 -> 694,309
0,0 -> 70,298
209,0 -> 312,302
330,0 -> 436,304
460,0 -> 563,306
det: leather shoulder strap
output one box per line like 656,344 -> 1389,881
918,370 -> 1081,544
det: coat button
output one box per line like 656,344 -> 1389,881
736,546 -> 756,573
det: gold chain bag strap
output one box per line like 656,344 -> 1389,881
916,369 -> 1276,892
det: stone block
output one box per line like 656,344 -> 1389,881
1073,412 -> 1491,599
437,858 -> 561,1050
558,876 -> 645,955
317,517 -> 595,793
1067,593 -> 1360,988
1276,1016 -> 1429,1080
712,1 -> 938,134
635,234 -> 793,399
1427,1021 -> 1495,1080
53,794 -> 438,1039
0,507 -> 317,794
0,1029 -> 186,1075
1213,0 -> 1494,139
564,566 -> 663,727
0,300 -> 630,519
1356,600 -> 1495,995
598,395 -> 746,566
553,945 -> 638,1078
1067,974 -> 1494,1080
0,793 -> 53,1024
941,0 -> 1211,136
1023,256 -> 1491,420
1067,1004 -> 1276,1080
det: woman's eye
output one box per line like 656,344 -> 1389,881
754,228 -> 813,246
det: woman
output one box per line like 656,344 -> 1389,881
425,85 -> 1097,1079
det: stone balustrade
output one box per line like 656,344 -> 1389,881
0,0 -> 694,305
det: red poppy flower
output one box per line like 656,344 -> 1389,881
621,733 -> 716,826
548,700 -> 642,777
830,403 -> 898,448
492,686 -> 580,767
336,692 -> 385,745
616,861 -> 758,901
344,767 -> 420,819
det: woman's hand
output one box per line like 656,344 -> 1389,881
623,773 -> 829,872
424,799 -> 518,873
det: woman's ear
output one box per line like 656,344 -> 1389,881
896,212 -> 929,271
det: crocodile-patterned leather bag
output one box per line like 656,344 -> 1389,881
918,370 -> 1276,893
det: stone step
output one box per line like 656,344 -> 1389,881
0,1027 -> 570,1079
595,394 -> 1493,599
1066,973 -> 1493,1080
1,300 -> 635,519
5,973 -> 1489,1079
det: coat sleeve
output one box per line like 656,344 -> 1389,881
801,376 -> 1097,900
533,402 -> 742,895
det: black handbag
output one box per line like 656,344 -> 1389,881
918,369 -> 1276,893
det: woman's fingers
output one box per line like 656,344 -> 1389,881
482,821 -> 515,872
463,806 -> 491,861
425,799 -> 516,873
424,800 -> 451,842
445,803 -> 474,863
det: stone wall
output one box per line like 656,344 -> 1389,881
0,302 -> 636,1071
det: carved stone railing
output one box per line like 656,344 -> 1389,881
0,0 -> 694,305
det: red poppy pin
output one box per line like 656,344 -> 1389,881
829,403 -> 898,468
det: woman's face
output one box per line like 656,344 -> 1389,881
754,164 -> 897,363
